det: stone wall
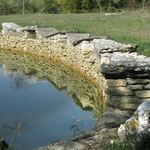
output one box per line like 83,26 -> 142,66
93,39 -> 150,112
1,22 -> 150,149
0,22 -> 150,112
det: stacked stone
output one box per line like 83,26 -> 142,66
92,38 -> 150,112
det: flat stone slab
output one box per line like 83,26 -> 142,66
107,87 -> 134,96
36,28 -> 59,38
2,22 -> 22,34
135,90 -> 150,98
22,26 -> 37,31
100,52 -> 150,78
66,33 -> 90,45
93,39 -> 138,56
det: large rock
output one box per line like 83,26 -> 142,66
118,101 -> 150,139
66,33 -> 90,46
100,52 -> 150,78
36,28 -> 59,38
2,22 -> 22,34
93,39 -> 138,56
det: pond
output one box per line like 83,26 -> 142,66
0,49 -> 104,150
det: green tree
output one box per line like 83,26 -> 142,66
43,0 -> 60,13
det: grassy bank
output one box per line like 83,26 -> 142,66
0,11 -> 150,56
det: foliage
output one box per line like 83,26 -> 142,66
103,130 -> 150,150
0,0 -> 150,15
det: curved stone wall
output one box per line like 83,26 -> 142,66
0,22 -> 150,149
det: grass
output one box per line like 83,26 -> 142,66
102,129 -> 150,150
0,11 -> 150,56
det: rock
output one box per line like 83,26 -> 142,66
135,90 -> 150,98
2,22 -> 22,34
108,96 -> 142,110
107,87 -> 134,96
128,84 -> 144,90
0,138 -> 10,150
81,41 -> 94,52
107,79 -> 127,87
118,101 -> 150,139
100,53 -> 150,78
144,83 -> 150,89
93,39 -> 137,56
38,141 -> 86,150
127,78 -> 150,85
23,25 -> 37,31
66,33 -> 90,46
36,28 -> 59,38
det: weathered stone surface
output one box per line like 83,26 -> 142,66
118,101 -> 150,139
127,84 -> 144,90
66,33 -> 90,45
108,96 -> 142,103
36,28 -> 59,38
108,96 -> 142,110
107,87 -> 134,96
100,52 -> 150,78
22,25 -> 37,31
107,79 -> 127,87
81,41 -> 94,52
93,39 -> 137,56
135,90 -> 150,98
127,78 -> 150,85
142,98 -> 150,101
144,83 -> 150,89
2,22 -> 22,34
38,141 -> 86,150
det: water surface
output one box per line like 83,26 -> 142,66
0,50 -> 104,150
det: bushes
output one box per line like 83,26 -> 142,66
0,0 -> 150,15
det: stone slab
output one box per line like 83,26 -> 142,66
108,96 -> 142,103
107,87 -> 134,96
66,33 -> 90,45
36,28 -> 59,38
135,90 -> 150,98
144,83 -> 150,89
127,84 -> 144,90
127,78 -> 150,85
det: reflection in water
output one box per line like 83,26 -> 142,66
0,49 -> 105,150
0,49 -> 104,120
3,122 -> 27,150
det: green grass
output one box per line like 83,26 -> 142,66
102,130 -> 150,150
0,11 -> 150,56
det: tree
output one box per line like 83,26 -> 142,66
43,0 -> 60,13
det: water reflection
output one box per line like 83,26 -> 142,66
0,49 -> 104,120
